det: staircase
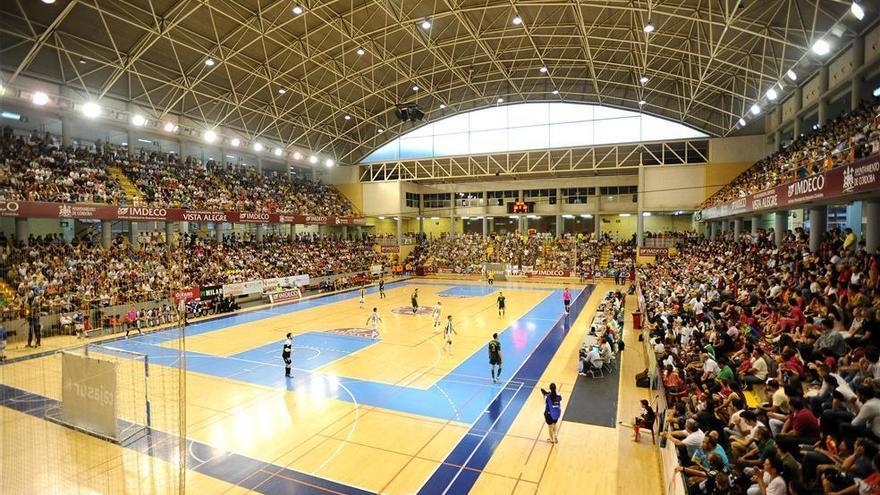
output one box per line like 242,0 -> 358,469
108,166 -> 143,203
599,245 -> 612,268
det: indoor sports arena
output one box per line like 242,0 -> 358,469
1,1 -> 880,494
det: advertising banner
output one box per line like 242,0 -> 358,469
380,245 -> 400,253
62,352 -> 117,439
173,287 -> 200,303
701,155 -> 880,220
370,264 -> 383,276
293,274 -> 310,287
222,280 -> 262,297
523,269 -> 573,278
637,247 -> 670,257
199,285 -> 223,301
267,288 -> 301,304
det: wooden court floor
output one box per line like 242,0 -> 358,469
0,279 -> 660,494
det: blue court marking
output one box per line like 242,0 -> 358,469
437,285 -> 498,297
230,331 -> 376,372
409,280 -> 557,291
418,286 -> 593,495
0,383 -> 372,495
93,285 -> 584,424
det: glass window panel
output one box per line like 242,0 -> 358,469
399,136 -> 433,158
508,103 -> 549,127
469,106 -> 508,131
433,132 -> 469,157
640,114 -> 706,141
363,140 -> 398,162
432,113 -> 470,135
594,116 -> 640,145
470,129 -> 507,153
549,103 -> 593,123
549,121 -> 593,148
507,125 -> 548,151
594,106 -> 636,120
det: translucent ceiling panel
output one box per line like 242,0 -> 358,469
433,132 -> 469,157
640,114 -> 707,141
406,122 -> 435,138
469,129 -> 507,154
432,113 -> 470,135
549,121 -> 593,148
594,116 -> 640,144
399,136 -> 433,159
469,106 -> 508,131
508,125 -> 549,151
508,103 -> 549,127
549,103 -> 593,123
594,106 -> 635,120
363,140 -> 400,162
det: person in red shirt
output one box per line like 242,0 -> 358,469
776,397 -> 820,454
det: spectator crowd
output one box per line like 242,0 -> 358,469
702,98 -> 880,209
640,227 -> 880,494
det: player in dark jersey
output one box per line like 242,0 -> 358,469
379,278 -> 386,299
282,332 -> 293,378
488,333 -> 503,383
411,288 -> 419,315
497,292 -> 506,317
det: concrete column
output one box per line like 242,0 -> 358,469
126,130 -> 133,151
852,36 -> 865,111
818,66 -> 829,126
488,217 -> 495,235
341,225 -> 347,240
773,129 -> 782,152
101,220 -> 112,248
482,217 -> 488,237
708,222 -> 716,241
594,215 -> 601,239
848,201 -> 863,239
257,158 -> 263,173
396,216 -> 403,244
518,216 -> 525,234
866,201 -> 880,255
255,224 -> 264,243
450,193 -> 456,235
129,221 -> 139,251
179,221 -> 189,235
793,118 -> 802,138
165,221 -> 174,250
636,212 -> 644,247
774,211 -> 788,248
418,216 -> 424,235
734,217 -> 743,239
556,215 -> 563,237
793,86 -> 803,137
215,223 -> 224,243
61,117 -> 70,147
809,205 -> 827,253
752,215 -> 761,234
15,217 -> 29,245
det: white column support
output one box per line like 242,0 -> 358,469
809,205 -> 827,253
101,220 -> 112,248
15,217 -> 29,245
774,211 -> 788,248
255,224 -> 264,243
396,216 -> 403,244
129,221 -> 139,251
636,212 -> 644,247
734,217 -> 743,239
865,200 -> 880,254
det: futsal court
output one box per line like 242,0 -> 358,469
0,278 -> 659,494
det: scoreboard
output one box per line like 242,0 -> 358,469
507,200 -> 534,213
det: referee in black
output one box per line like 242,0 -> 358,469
282,333 -> 293,378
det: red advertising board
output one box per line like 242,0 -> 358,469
638,247 -> 670,257
380,245 -> 400,253
524,269 -> 572,278
701,154 -> 880,220
173,287 -> 200,303
0,200 -> 364,226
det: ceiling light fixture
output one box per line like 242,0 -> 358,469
204,130 -> 217,143
32,91 -> 49,106
750,104 -> 761,115
356,48 -> 365,56
421,19 -> 431,30
42,0 -> 56,3
640,76 -> 650,84
81,102 -> 101,119
766,88 -> 778,100
163,122 -> 176,132
412,85 -> 419,91
273,148 -> 283,157
851,1 -> 865,21
497,97 -> 504,103
292,5 -> 303,15
552,89 -> 559,95
253,142 -> 264,152
78,58 -> 86,64
512,15 -> 522,25
539,66 -> 548,73
309,155 -> 318,164
131,114 -> 146,126
278,88 -> 286,94
738,118 -> 747,126
204,58 -> 215,66
812,39 -> 830,56
786,69 -> 797,81
230,138 -> 240,147
324,159 -> 334,167
638,100 -> 647,106
344,114 -> 351,120
439,103 -> 446,109
293,152 -> 302,160
643,22 -> 655,33
377,128 -> 384,133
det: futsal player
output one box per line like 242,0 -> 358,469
562,287 -> 572,313
411,288 -> 419,315
497,291 -> 506,317
359,285 -> 366,308
487,271 -> 494,286
379,278 -> 386,299
488,333 -> 503,383
444,315 -> 457,353
432,301 -> 442,331
366,307 -> 383,332
282,332 -> 293,378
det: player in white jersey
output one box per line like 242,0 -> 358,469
366,307 -> 383,331
432,301 -> 442,331
443,315 -> 458,353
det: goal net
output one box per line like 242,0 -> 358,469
483,262 -> 508,281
